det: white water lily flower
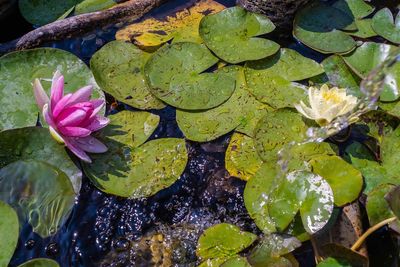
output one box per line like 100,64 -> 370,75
294,84 -> 358,126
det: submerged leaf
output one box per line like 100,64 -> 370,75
0,160 -> 75,237
144,42 -> 235,110
90,41 -> 165,110
0,48 -> 104,131
0,127 -> 82,193
366,184 -> 397,226
199,6 -> 279,63
196,223 -> 257,260
116,0 -> 225,48
0,201 -> 19,267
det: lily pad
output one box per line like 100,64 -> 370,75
332,0 -> 374,19
196,223 -> 257,260
221,256 -> 251,267
199,6 -> 279,63
268,171 -> 334,234
247,234 -> 301,267
225,132 -> 263,181
310,155 -> 363,206
341,42 -> 400,102
0,127 -> 82,193
385,185 -> 400,219
293,2 -> 357,54
0,201 -> 19,267
0,160 -> 75,237
317,257 -> 352,267
244,163 -> 277,234
321,55 -> 361,97
144,42 -> 235,110
90,41 -> 165,110
17,258 -> 60,267
75,0 -> 116,15
0,48 -> 104,131
366,183 -> 397,226
349,19 -> 377,38
176,66 -> 270,142
115,0 -> 225,49
254,108 -> 308,161
372,8 -> 400,44
19,0 -> 81,25
82,111 -> 188,198
244,48 -> 323,108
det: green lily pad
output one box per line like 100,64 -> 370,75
144,42 -> 235,110
268,171 -> 334,234
254,108 -> 308,161
0,160 -> 75,237
0,48 -> 104,131
247,234 -> 301,267
317,257 -> 352,267
83,111 -> 187,198
244,48 -> 323,108
19,0 -> 81,25
319,243 -> 368,267
221,256 -> 251,267
0,201 -> 19,267
0,127 -> 82,193
349,19 -> 377,38
293,2 -> 357,54
196,223 -> 257,260
341,42 -> 400,102
90,41 -> 165,110
17,258 -> 60,267
244,163 -> 277,234
332,0 -> 374,19
176,66 -> 270,142
366,183 -> 397,226
199,6 -> 279,64
321,55 -> 361,97
310,155 -> 363,206
385,185 -> 400,219
225,132 -> 263,181
198,258 -> 227,267
75,0 -> 116,14
372,8 -> 400,44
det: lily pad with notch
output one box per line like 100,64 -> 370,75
199,6 -> 279,64
90,41 -> 165,110
0,48 -> 104,131
372,8 -> 400,44
144,42 -> 235,110
293,2 -> 357,54
0,160 -> 75,238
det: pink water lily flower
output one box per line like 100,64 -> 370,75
33,70 -> 109,163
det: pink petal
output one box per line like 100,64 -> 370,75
85,116 -> 110,131
66,85 -> 93,106
70,136 -> 108,153
64,138 -> 92,163
59,126 -> 91,137
50,74 -> 64,111
43,104 -> 57,129
57,108 -> 88,128
33,79 -> 49,111
52,93 -> 72,118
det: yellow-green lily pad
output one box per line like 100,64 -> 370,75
75,0 -> 116,15
196,223 -> 257,260
17,258 -> 60,267
0,201 -> 19,267
144,42 -> 235,110
0,160 -> 75,237
293,2 -> 357,54
221,256 -> 251,267
225,132 -> 263,181
90,41 -> 165,110
372,8 -> 400,44
199,6 -> 279,64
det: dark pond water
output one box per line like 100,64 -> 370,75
1,0 -> 399,266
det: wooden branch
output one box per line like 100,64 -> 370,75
0,0 -> 167,54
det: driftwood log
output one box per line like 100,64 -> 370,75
0,0 -> 167,55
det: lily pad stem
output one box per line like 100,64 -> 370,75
351,216 -> 397,251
